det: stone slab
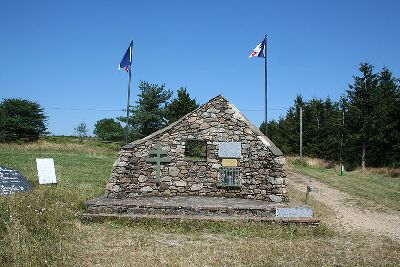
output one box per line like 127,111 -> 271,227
85,196 -> 318,224
0,167 -> 32,195
276,207 -> 313,218
87,195 -> 284,210
81,212 -> 320,224
218,142 -> 241,158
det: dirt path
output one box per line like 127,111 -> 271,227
287,170 -> 400,241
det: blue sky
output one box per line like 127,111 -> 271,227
1,0 -> 399,136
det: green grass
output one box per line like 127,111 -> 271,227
0,140 -> 116,266
1,139 -> 400,266
289,157 -> 400,211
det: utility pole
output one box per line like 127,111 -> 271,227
300,106 -> 303,158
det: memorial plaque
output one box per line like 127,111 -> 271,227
218,142 -> 241,158
221,159 -> 238,167
36,158 -> 57,184
0,167 -> 32,195
276,207 -> 313,218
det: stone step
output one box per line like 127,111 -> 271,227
81,212 -> 320,225
85,196 -> 318,225
86,204 -> 276,217
86,196 -> 278,217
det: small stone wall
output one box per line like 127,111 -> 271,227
106,96 -> 288,202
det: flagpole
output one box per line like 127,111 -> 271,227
264,34 -> 268,137
125,67 -> 131,144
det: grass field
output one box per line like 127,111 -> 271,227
1,140 -> 399,266
289,157 -> 400,212
0,140 -> 116,266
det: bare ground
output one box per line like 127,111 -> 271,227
287,169 -> 400,241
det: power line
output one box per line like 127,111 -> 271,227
45,107 -> 289,112
46,107 -> 123,112
240,108 -> 288,111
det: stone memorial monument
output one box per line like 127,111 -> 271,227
106,95 -> 287,201
85,95 -> 318,224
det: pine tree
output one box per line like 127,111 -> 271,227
319,97 -> 342,161
119,81 -> 172,139
166,87 -> 198,123
369,68 -> 400,166
264,62 -> 400,168
302,98 -> 324,157
346,63 -> 379,168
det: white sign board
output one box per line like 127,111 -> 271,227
276,207 -> 313,218
36,158 -> 57,184
218,142 -> 242,158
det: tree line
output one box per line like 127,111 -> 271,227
94,81 -> 199,141
261,63 -> 400,168
0,82 -> 199,143
2,62 -> 399,169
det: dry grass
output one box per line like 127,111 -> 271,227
71,220 -> 400,267
365,167 -> 400,178
1,141 -> 400,266
0,140 -> 117,155
71,170 -> 400,267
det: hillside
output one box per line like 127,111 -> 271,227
0,139 -> 399,266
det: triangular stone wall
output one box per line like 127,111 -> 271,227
106,95 -> 288,202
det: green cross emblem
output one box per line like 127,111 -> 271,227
146,142 -> 171,185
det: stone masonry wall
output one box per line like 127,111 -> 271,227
106,96 -> 288,202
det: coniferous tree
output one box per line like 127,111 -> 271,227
302,98 -> 324,157
261,119 -> 287,152
321,97 -> 343,161
119,81 -> 172,139
262,95 -> 303,155
166,87 -> 198,123
346,63 -> 379,168
260,63 -> 400,168
369,68 -> 400,166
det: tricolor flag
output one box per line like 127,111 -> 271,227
249,40 -> 266,58
118,41 -> 133,72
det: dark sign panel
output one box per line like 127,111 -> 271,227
0,167 -> 32,195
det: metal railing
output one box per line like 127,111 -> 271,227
218,167 -> 241,187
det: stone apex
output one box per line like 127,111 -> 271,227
122,94 -> 283,156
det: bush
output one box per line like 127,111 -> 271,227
0,98 -> 47,142
93,118 -> 124,142
291,158 -> 309,167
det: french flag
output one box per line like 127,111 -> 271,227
249,40 -> 265,58
118,41 -> 133,72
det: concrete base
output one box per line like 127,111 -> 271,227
83,196 -> 319,224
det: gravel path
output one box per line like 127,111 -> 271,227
287,170 -> 400,241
